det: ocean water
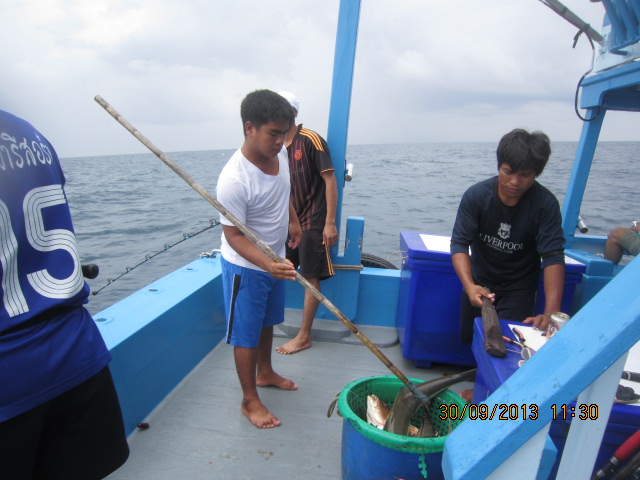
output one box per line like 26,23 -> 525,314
60,142 -> 640,315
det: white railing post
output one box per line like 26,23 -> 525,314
555,353 -> 629,479
487,425 -> 553,480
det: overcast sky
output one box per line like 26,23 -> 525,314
2,0 -> 634,158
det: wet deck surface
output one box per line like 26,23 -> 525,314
106,325 -> 474,480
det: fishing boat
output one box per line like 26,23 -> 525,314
98,1 -> 640,479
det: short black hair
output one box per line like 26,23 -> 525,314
496,128 -> 551,176
240,89 -> 295,136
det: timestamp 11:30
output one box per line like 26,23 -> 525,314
551,403 -> 599,420
438,403 -> 599,421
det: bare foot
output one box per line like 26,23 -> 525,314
276,338 -> 312,355
241,398 -> 281,428
256,371 -> 298,390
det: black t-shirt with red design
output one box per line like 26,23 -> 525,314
287,125 -> 334,231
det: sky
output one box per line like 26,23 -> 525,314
1,0 -> 635,158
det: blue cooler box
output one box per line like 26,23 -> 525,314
472,318 -> 640,478
395,231 -> 475,368
395,231 -> 586,369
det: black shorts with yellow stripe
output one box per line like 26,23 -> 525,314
286,228 -> 334,281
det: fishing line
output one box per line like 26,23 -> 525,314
91,219 -> 220,295
95,95 -> 431,408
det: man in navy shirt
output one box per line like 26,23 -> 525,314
450,129 -> 565,343
0,110 -> 129,478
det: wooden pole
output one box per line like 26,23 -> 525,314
94,95 -> 429,406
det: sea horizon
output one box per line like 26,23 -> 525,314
59,141 -> 639,315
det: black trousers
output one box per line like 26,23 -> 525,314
0,366 -> 129,480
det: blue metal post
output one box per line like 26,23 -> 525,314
561,108 -> 606,247
326,0 -> 361,256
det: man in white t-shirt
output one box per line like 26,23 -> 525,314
216,89 -> 301,428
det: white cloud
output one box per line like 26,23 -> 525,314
1,0 -> 631,158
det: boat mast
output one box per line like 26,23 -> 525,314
326,0 -> 361,255
562,1 -> 640,248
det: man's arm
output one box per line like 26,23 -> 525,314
288,200 -> 302,249
451,252 -> 494,308
222,224 -> 296,280
524,263 -> 564,330
528,192 -> 565,329
321,170 -> 338,248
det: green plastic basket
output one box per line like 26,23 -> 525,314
337,375 -> 468,454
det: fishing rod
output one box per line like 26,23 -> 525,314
94,95 -> 430,408
91,219 -> 220,295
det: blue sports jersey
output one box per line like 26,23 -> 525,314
0,110 -> 110,421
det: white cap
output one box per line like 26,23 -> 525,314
278,90 -> 300,115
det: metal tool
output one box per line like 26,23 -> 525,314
512,327 -> 537,367
503,335 -> 523,348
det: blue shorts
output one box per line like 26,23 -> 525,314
221,256 -> 285,348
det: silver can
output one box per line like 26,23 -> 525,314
547,312 -> 570,338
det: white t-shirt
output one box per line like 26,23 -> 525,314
216,147 -> 290,271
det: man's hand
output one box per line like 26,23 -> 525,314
466,285 -> 495,308
323,222 -> 338,248
288,221 -> 302,249
524,313 -> 551,331
265,258 -> 297,281
288,201 -> 302,249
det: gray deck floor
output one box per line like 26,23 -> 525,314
106,326 -> 473,480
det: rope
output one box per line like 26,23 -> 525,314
419,452 -> 428,478
333,264 -> 364,271
388,250 -> 407,263
91,219 -> 220,295
573,26 -> 601,122
536,0 -> 601,122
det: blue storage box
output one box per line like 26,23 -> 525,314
472,318 -> 640,478
395,231 -> 475,368
395,231 -> 585,369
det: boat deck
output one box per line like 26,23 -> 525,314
105,325 -> 474,480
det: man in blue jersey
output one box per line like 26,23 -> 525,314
0,110 -> 129,479
275,91 -> 338,355
450,129 -> 566,342
217,90 -> 301,428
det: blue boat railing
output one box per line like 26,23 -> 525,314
442,257 -> 640,479
602,0 -> 640,53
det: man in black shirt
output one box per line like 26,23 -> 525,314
276,91 -> 337,355
450,129 -> 565,343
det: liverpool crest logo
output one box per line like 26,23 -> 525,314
498,223 -> 511,240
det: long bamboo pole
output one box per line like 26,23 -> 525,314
94,95 -> 429,406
